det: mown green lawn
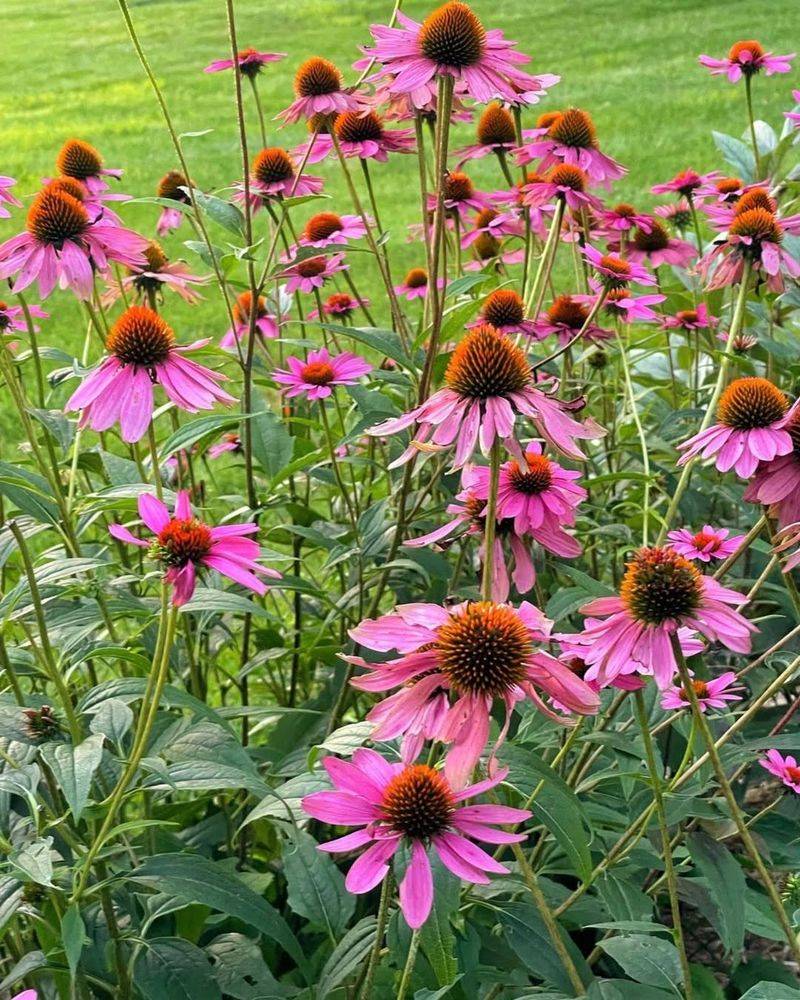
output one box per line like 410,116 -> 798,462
0,0 -> 797,417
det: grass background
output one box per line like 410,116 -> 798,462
0,0 -> 798,415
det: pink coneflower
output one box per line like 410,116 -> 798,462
0,300 -> 48,335
309,110 -> 416,161
577,546 -> 756,689
455,102 -> 535,166
661,671 -> 743,712
106,242 -> 207,307
368,325 -> 603,469
702,186 -> 779,231
278,57 -> 363,123
531,294 -> 611,345
592,286 -> 665,324
348,600 -> 600,787
66,305 -> 234,443
109,490 -> 278,606
582,245 -> 655,287
599,202 -> 653,236
464,233 -> 524,270
155,171 -> 191,236
513,108 -> 626,187
204,47 -> 286,75
699,41 -> 794,82
394,267 -> 444,300
667,525 -> 745,562
11,991 -> 36,1000
55,139 -> 123,199
0,186 -> 147,300
273,347 -> 371,400
308,291 -> 369,321
302,752 -> 530,928
651,170 -> 719,199
461,208 -> 524,249
625,220 -> 696,268
786,89 -> 800,128
221,290 -> 284,349
208,433 -> 242,459
470,288 -> 536,337
364,2 -> 554,109
495,441 -> 586,534
655,200 -> 693,231
0,176 -> 21,219
760,750 -> 800,793
550,645 -> 645,714
236,148 -> 324,208
298,211 -> 367,248
700,206 -> 800,292
660,303 -> 718,332
743,413 -> 800,526
698,175 -> 748,206
522,164 -> 601,213
279,253 -> 347,295
678,377 -> 798,480
427,171 -> 491,220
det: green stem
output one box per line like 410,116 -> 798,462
359,873 -> 392,1000
248,75 -> 267,147
634,689 -> 692,996
481,441 -> 502,601
745,76 -> 763,178
146,422 -> 163,501
396,928 -> 420,1000
616,325 -> 651,545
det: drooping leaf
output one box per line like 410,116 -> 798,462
134,938 -> 223,1000
40,733 -> 105,821
686,831 -> 746,955
283,828 -> 354,936
317,916 -> 377,998
599,935 -> 683,993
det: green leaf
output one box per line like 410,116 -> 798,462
192,189 -> 245,236
0,951 -> 46,993
128,854 -> 306,972
61,902 -> 87,978
686,832 -> 745,955
79,677 -> 228,728
738,986 -> 800,1000
0,877 -> 23,935
244,771 -> 328,826
160,414 -> 251,460
321,323 -> 412,368
180,586 -> 272,621
9,837 -> 54,886
134,938 -> 222,1000
40,734 -> 104,821
89,698 -> 133,748
419,854 -> 458,986
251,408 -> 294,478
317,916 -> 377,998
712,131 -> 755,182
599,935 -> 683,993
0,461 -> 60,524
205,932 -> 291,998
283,828 -> 354,936
498,902 -> 591,994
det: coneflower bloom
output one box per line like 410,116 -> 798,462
308,292 -> 367,320
428,171 -> 491,220
577,282 -> 665,324
786,89 -> 800,128
599,202 -> 653,235
348,600 -> 600,787
455,102 -> 534,166
279,253 -> 347,294
470,288 -> 536,337
522,164 -> 601,213
550,644 -> 645,714
702,185 -> 779,230
655,200 -> 693,231
651,170 -> 719,199
155,171 -> 192,236
66,305 -> 234,443
578,546 -> 756,689
531,294 -> 611,345
699,41 -> 794,82
0,186 -> 147,300
0,300 -> 48,335
744,413 -> 800,526
660,671 -> 743,712
368,324 -> 604,468
106,241 -> 207,306
55,139 -> 123,199
494,441 -> 586,535
700,206 -> 800,292
273,347 -> 371,400
698,175 -> 748,206
460,208 -> 524,249
109,491 -> 278,606
302,752 -> 531,928
582,245 -> 655,287
0,176 -> 21,219
364,2 -> 554,109
760,750 -> 800,793
204,47 -> 286,75
307,110 -> 416,161
667,525 -> 745,562
208,433 -> 242,459
625,220 -> 696,268
464,232 -> 524,270
513,108 -> 626,187
237,148 -> 324,208
678,377 -> 798,479
221,290 -> 284,349
278,57 -> 363,123
660,303 -> 718,333
394,267 -> 444,300
298,211 -> 367,248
